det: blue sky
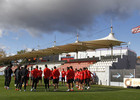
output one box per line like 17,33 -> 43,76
0,1 -> 140,56
1,11 -> 140,56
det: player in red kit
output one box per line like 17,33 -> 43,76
83,67 -> 88,89
52,66 -> 60,91
38,67 -> 42,85
61,68 -> 66,86
78,68 -> 84,90
69,66 -> 75,91
43,64 -> 51,91
49,68 -> 53,86
74,69 -> 79,88
86,67 -> 92,89
26,68 -> 30,86
30,66 -> 39,91
66,67 -> 71,92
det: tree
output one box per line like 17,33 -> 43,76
17,50 -> 26,55
0,49 -> 6,58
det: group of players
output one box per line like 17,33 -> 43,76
4,64 -> 93,92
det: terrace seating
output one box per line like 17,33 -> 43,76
57,61 -> 95,71
89,58 -> 118,72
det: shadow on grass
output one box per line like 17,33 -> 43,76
0,76 -> 125,93
27,85 -> 125,93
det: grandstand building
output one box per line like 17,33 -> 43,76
59,47 -> 137,86
0,27 -> 138,87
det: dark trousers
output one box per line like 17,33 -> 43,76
85,78 -> 90,86
32,78 -> 38,89
20,77 -> 27,90
5,76 -> 11,87
4,76 -> 7,86
16,78 -> 21,89
15,77 -> 17,85
44,78 -> 49,89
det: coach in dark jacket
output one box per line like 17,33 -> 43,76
4,65 -> 13,89
15,66 -> 21,90
20,65 -> 28,91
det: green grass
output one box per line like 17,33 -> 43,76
0,76 -> 140,100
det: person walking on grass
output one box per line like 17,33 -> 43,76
49,68 -> 53,86
61,68 -> 66,86
31,66 -> 39,92
78,68 -> 84,90
52,66 -> 60,91
69,66 -> 75,91
26,68 -> 30,86
66,67 -> 71,92
4,66 -> 9,89
43,64 -> 51,91
38,67 -> 43,85
4,65 -> 13,90
74,69 -> 79,88
19,65 -> 28,92
15,66 -> 21,91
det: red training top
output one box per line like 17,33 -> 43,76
79,71 -> 84,80
83,70 -> 88,79
74,71 -> 79,79
32,68 -> 39,78
87,70 -> 91,79
66,70 -> 71,80
70,69 -> 75,79
52,69 -> 60,79
27,70 -> 30,77
43,68 -> 51,79
39,70 -> 42,77
61,71 -> 66,78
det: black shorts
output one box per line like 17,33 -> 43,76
33,78 -> 38,83
85,79 -> 88,83
67,79 -> 71,84
75,78 -> 79,82
87,78 -> 90,82
70,79 -> 74,83
53,79 -> 59,84
38,77 -> 42,80
50,77 -> 53,80
31,77 -> 33,80
44,78 -> 49,84
61,77 -> 65,81
79,79 -> 84,84
27,77 -> 29,80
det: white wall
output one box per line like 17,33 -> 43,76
90,66 -> 110,86
110,82 -> 123,87
59,48 -> 129,60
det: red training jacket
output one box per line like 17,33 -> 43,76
61,71 -> 66,78
32,68 -> 39,78
43,68 -> 51,79
52,69 -> 60,79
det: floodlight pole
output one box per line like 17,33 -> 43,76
111,46 -> 113,59
75,31 -> 79,59
110,25 -> 113,59
76,50 -> 78,59
54,35 -> 56,47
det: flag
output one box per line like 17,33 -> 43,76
132,25 -> 140,34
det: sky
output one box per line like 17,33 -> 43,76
0,0 -> 140,56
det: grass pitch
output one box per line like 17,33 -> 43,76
0,76 -> 140,100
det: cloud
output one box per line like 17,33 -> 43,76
0,0 -> 140,36
6,53 -> 16,57
0,44 -> 10,50
0,45 -> 6,50
0,30 -> 3,38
